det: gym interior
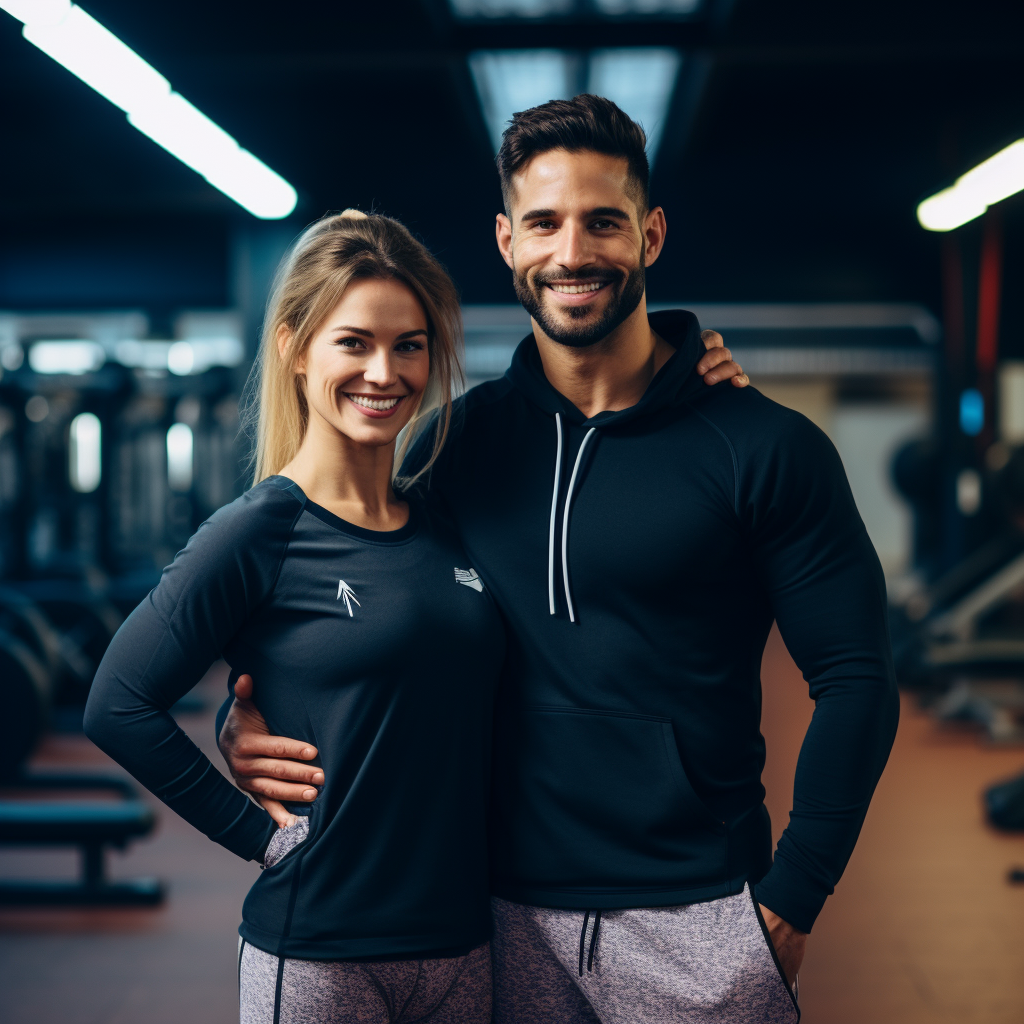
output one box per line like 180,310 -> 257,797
2,1 -> 1024,1021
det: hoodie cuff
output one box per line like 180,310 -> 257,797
752,855 -> 833,934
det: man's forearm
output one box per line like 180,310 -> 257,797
754,671 -> 899,931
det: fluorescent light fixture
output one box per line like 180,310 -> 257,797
469,48 -> 681,163
69,411 -> 101,493
917,139 -> 1024,232
28,339 -> 105,374
166,422 -> 194,492
588,49 -> 680,158
1,1 -> 297,219
168,337 -> 245,375
1,344 -> 24,370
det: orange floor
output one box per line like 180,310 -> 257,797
1,639 -> 1023,1023
760,627 -> 1024,1023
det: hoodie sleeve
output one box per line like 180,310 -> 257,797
84,486 -> 300,861
737,406 -> 899,933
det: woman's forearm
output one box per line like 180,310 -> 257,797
84,599 -> 276,861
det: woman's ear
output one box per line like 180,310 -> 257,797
277,324 -> 304,373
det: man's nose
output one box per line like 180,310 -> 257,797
552,222 -> 593,273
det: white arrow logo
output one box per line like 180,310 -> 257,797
336,580 -> 361,617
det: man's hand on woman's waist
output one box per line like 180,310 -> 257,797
218,673 -> 322,828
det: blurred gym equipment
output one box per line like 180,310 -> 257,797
0,317 -> 250,907
0,583 -> 164,905
0,774 -> 163,907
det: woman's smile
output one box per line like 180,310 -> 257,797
343,392 -> 407,418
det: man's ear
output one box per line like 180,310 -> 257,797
277,323 -> 304,374
642,206 -> 667,268
495,213 -> 515,270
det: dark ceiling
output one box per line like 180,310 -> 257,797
1,0 -> 1022,340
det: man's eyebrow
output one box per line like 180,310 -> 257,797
589,207 -> 631,220
519,206 -> 632,223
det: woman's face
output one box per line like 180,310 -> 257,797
292,277 -> 431,449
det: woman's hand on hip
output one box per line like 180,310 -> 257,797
218,674 -> 322,828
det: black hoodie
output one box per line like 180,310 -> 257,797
406,309 -> 898,934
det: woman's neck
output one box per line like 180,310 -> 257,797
277,414 -> 408,532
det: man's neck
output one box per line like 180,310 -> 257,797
532,297 -> 675,419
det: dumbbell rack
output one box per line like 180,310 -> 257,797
0,772 -> 165,906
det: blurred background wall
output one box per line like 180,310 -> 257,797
2,1 -> 1024,1022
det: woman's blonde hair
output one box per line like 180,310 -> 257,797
246,210 -> 464,485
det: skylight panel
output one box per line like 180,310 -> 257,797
587,49 -> 681,158
470,48 -> 681,164
450,0 -> 573,17
469,50 -> 574,152
593,0 -> 700,14
449,0 -> 701,18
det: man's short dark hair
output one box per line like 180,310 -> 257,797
496,94 -> 650,220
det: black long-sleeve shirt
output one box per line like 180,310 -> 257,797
404,309 -> 899,933
85,477 -> 505,959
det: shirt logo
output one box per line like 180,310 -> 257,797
336,579 -> 361,617
454,568 -> 483,593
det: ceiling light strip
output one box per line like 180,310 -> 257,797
917,139 -> 1024,232
1,0 -> 297,219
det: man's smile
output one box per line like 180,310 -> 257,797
542,279 -> 615,306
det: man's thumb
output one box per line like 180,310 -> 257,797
234,674 -> 254,701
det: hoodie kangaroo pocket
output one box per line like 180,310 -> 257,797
492,706 -> 727,891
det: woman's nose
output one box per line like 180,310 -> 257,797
362,349 -> 397,387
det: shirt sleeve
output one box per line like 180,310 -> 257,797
740,410 -> 900,933
84,487 -> 300,861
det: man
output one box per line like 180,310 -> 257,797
219,96 -> 898,1022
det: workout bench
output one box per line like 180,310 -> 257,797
0,773 -> 164,906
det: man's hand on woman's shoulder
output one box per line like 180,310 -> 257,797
218,674 -> 322,828
697,329 -> 749,388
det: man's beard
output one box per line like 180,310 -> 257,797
513,263 -> 646,349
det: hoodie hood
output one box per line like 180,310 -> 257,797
505,308 -> 707,427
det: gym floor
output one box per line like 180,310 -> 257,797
2,633 -> 1023,1024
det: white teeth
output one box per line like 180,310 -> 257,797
347,394 -> 401,411
550,282 -> 604,294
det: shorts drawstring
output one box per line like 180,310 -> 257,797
578,909 -> 602,976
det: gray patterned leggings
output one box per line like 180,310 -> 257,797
237,939 -> 491,1024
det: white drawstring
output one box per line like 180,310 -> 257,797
561,428 -> 597,624
548,414 -> 564,615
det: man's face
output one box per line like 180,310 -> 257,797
495,149 -> 664,348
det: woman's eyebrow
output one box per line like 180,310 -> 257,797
331,325 -> 373,337
396,329 -> 428,340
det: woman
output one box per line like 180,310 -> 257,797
85,211 -> 505,1023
